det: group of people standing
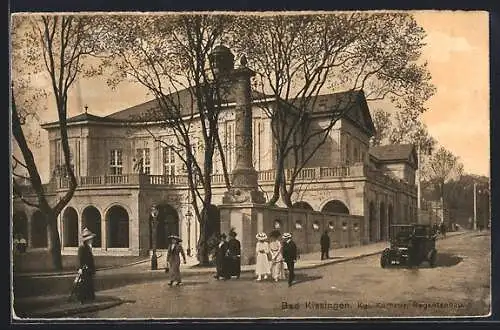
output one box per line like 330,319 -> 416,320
254,230 -> 298,287
214,229 -> 241,280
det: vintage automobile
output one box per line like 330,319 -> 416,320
380,224 -> 438,268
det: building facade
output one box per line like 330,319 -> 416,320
13,46 -> 419,257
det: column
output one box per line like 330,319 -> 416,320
101,217 -> 108,250
222,61 -> 265,204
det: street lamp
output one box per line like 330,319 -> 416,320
150,205 -> 159,270
185,209 -> 193,257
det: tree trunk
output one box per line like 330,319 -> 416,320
269,149 -> 285,206
46,214 -> 63,270
197,209 -> 210,266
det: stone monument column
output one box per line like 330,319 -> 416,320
210,46 -> 267,265
222,55 -> 266,205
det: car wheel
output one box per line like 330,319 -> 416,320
429,249 -> 437,268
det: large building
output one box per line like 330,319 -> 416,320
13,46 -> 418,257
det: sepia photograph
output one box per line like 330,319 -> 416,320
10,10 -> 490,319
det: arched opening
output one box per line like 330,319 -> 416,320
388,204 -> 394,239
31,211 -> 48,248
151,204 -> 179,249
380,202 -> 387,241
321,200 -> 350,214
106,205 -> 129,248
292,201 -> 314,211
62,207 -> 79,247
13,211 -> 28,240
369,202 -> 376,242
204,204 -> 220,242
82,206 -> 102,248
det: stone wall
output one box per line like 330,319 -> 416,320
219,203 -> 365,265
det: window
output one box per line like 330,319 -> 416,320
55,141 -> 75,176
163,147 -> 176,176
110,149 -> 123,175
225,122 -> 235,171
136,148 -> 151,174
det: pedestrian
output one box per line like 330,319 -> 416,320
77,227 -> 96,303
440,222 -> 447,238
268,230 -> 283,282
226,229 -> 241,279
255,232 -> 270,281
320,230 -> 331,260
13,234 -> 20,254
282,232 -> 298,287
214,233 -> 229,280
167,235 -> 187,286
19,236 -> 27,253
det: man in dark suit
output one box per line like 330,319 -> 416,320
77,228 -> 96,303
214,233 -> 229,280
320,230 -> 330,260
226,229 -> 241,279
281,232 -> 298,287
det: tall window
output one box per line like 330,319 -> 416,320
163,147 -> 176,175
110,149 -> 123,175
253,121 -> 262,170
55,141 -> 74,176
225,122 -> 235,171
136,148 -> 151,174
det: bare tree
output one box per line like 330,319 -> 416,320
11,15 -> 103,270
233,13 -> 435,207
370,109 -> 392,146
423,146 -> 464,225
103,15 -> 234,265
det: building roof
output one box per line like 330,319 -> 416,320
369,144 -> 417,167
105,87 -> 271,121
42,88 -> 375,138
41,112 -> 120,128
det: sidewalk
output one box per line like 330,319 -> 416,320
13,230 -> 470,318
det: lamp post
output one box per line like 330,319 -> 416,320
185,209 -> 193,257
150,205 -> 159,270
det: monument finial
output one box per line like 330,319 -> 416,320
84,105 -> 88,114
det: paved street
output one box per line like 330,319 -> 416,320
80,232 -> 490,318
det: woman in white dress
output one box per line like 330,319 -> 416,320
268,231 -> 283,282
255,232 -> 270,281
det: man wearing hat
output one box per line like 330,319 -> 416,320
214,233 -> 229,280
282,233 -> 298,287
77,228 -> 96,302
167,235 -> 187,286
226,229 -> 241,279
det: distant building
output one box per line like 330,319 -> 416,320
13,46 -> 418,256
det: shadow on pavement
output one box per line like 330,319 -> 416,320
423,253 -> 463,268
380,253 -> 463,270
292,274 -> 323,285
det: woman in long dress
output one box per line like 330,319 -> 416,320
77,228 -> 96,303
268,231 -> 283,282
255,232 -> 270,281
167,235 -> 187,286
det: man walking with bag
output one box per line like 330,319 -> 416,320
282,233 -> 298,287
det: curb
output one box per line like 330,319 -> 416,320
15,298 -> 125,319
14,255 -> 156,279
173,232 -> 471,276
171,250 -> 386,277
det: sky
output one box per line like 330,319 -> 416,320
11,11 -> 490,182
